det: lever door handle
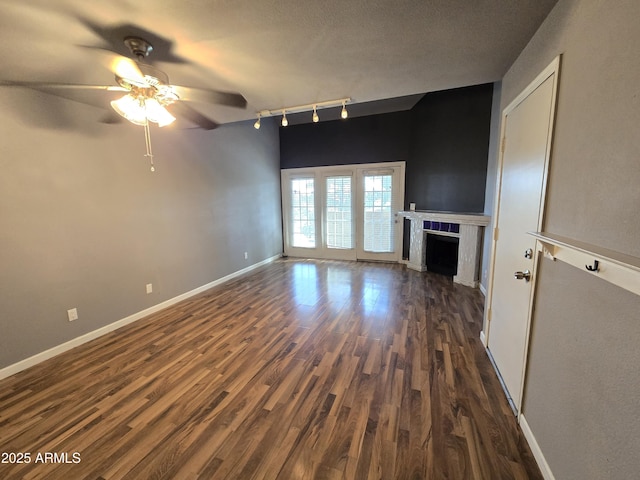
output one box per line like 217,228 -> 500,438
514,270 -> 531,281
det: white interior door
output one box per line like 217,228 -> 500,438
486,57 -> 560,413
356,166 -> 404,262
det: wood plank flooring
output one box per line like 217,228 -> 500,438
0,259 -> 542,479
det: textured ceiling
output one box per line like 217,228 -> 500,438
0,0 -> 558,127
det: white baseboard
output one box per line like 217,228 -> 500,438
0,255 -> 280,381
519,413 -> 555,480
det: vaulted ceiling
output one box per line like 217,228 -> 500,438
0,0 -> 558,128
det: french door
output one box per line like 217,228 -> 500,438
282,162 -> 405,261
356,168 -> 402,262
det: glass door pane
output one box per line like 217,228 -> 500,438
325,176 -> 353,250
290,178 -> 315,248
363,174 -> 393,253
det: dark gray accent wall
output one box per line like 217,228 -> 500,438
280,85 -> 493,214
406,83 -> 492,213
0,93 -> 282,369
279,110 -> 411,169
494,0 -> 640,478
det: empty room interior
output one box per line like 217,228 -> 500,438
1,1 -> 639,479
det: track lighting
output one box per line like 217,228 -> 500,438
254,97 -> 350,129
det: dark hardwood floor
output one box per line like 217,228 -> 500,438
0,259 -> 542,479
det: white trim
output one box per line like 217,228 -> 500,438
0,255 -> 281,381
479,283 -> 487,296
519,414 -> 556,480
479,330 -> 487,347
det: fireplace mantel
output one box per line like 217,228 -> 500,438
399,211 -> 490,288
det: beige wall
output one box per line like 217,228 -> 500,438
0,91 -> 282,368
525,259 -> 640,479
495,0 -> 640,478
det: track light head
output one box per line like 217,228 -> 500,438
281,110 -> 288,127
341,102 -> 348,119
312,105 -> 319,123
254,114 -> 261,130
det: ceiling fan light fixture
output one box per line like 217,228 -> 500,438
144,97 -> 176,127
111,94 -> 175,127
111,94 -> 148,126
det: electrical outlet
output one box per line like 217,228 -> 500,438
67,308 -> 78,322
146,283 -> 153,294
244,252 -> 248,260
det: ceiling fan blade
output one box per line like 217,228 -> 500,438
0,80 -> 126,91
171,102 -> 219,130
172,86 -> 247,109
110,57 -> 144,85
76,18 -> 189,64
0,80 -> 127,110
99,111 -> 124,124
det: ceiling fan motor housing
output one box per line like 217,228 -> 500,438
115,60 -> 178,105
124,36 -> 153,59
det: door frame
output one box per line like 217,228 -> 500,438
483,55 -> 561,414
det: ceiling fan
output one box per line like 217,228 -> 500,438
1,35 -> 247,131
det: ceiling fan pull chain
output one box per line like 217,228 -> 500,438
143,120 -> 155,172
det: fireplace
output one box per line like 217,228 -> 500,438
426,234 -> 459,276
399,210 -> 490,288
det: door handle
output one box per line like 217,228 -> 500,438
514,270 -> 531,281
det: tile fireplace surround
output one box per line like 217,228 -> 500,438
399,211 -> 490,288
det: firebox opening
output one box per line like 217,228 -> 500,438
426,234 -> 459,276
